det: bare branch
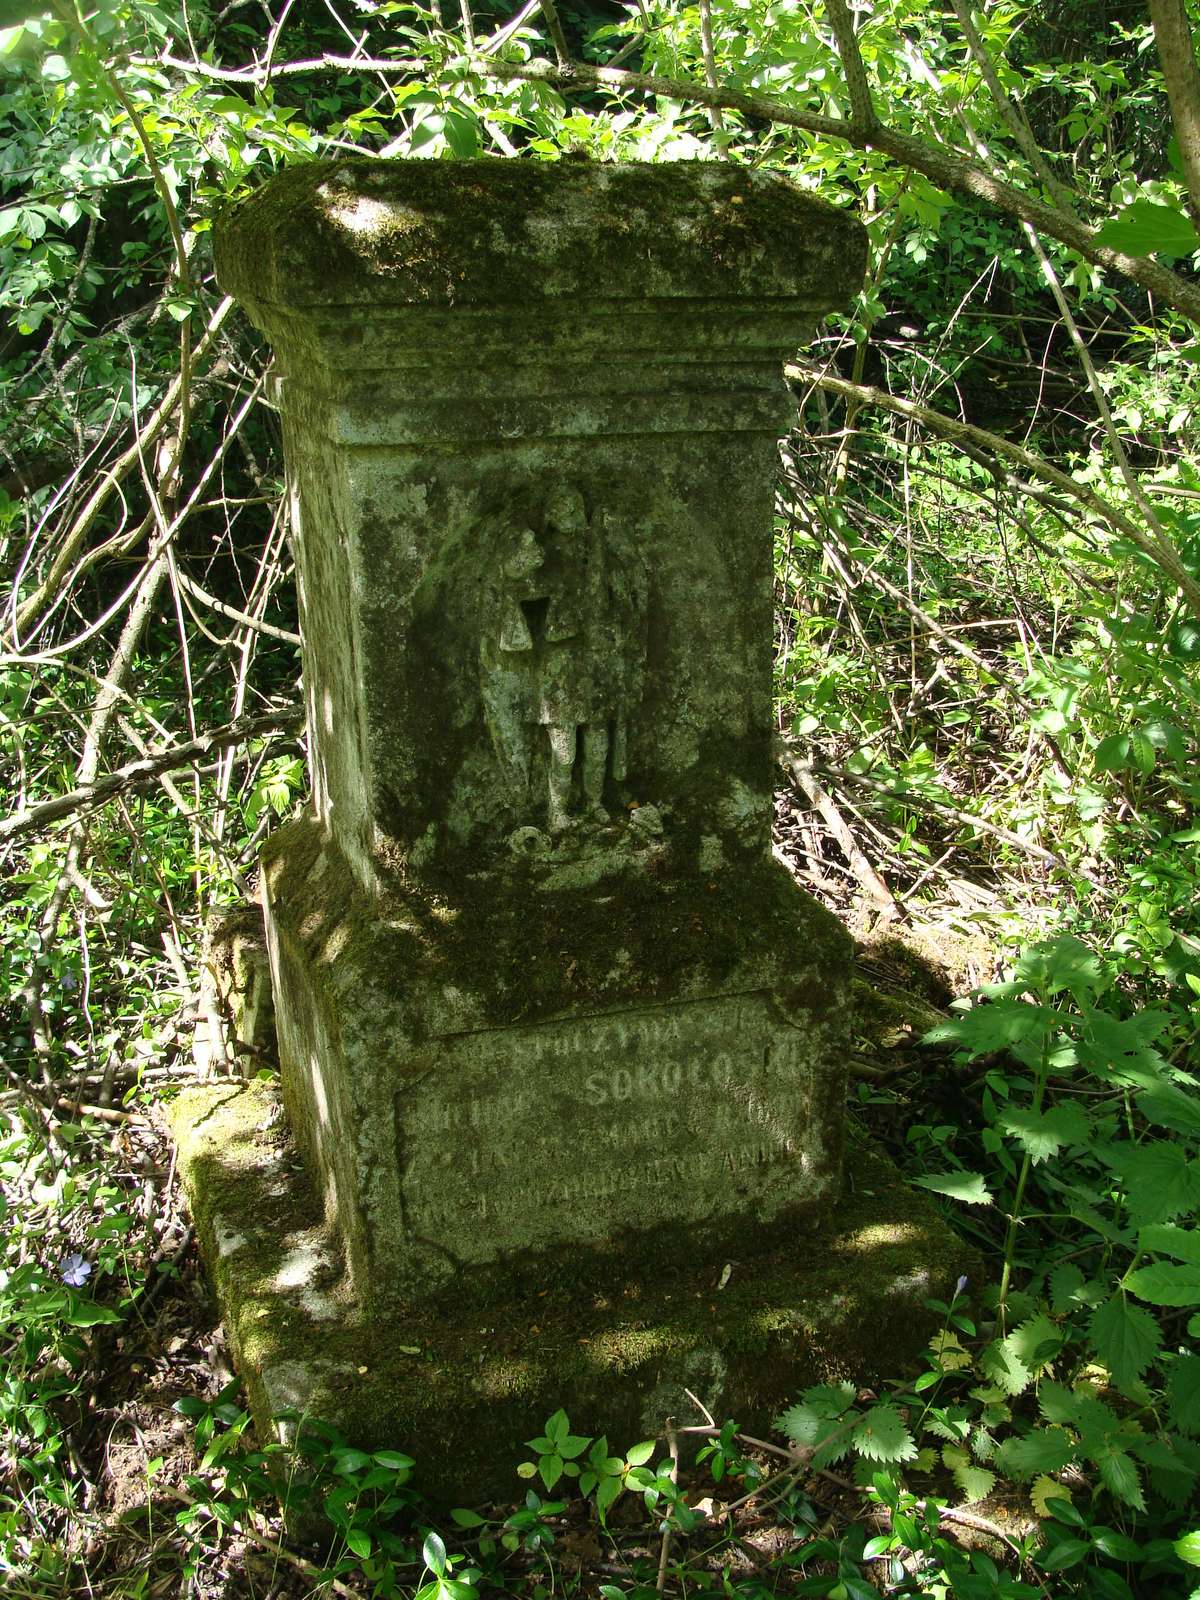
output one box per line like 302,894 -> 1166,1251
790,364 -> 1200,618
825,0 -> 877,130
0,708 -> 304,844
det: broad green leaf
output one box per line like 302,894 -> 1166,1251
980,1337 -> 1031,1397
1125,1262 -> 1200,1307
1102,1142 -> 1200,1223
911,1171 -> 993,1205
422,1531 -> 446,1575
1039,1536 -> 1091,1571
1049,1262 -> 1087,1312
450,1508 -> 486,1527
1167,1356 -> 1200,1436
924,999 -> 1054,1055
1093,198 -> 1200,258
1093,733 -> 1131,773
345,1527 -> 372,1558
1030,1475 -> 1072,1519
65,1298 -> 121,1326
538,1453 -> 563,1491
998,1103 -> 1090,1163
595,1473 -> 623,1520
1176,1531 -> 1200,1567
850,1403 -> 916,1463
624,1440 -> 655,1467
1140,1223 -> 1200,1264
1006,1314 -> 1063,1374
1094,1446 -> 1146,1511
995,1427 -> 1076,1478
1088,1294 -> 1162,1393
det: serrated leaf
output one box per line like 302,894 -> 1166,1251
1088,1294 -> 1163,1394
1006,1314 -> 1063,1375
980,1337 -> 1032,1396
1030,1474 -> 1072,1519
928,1330 -> 971,1371
1103,1143 -> 1200,1223
911,1170 -> 993,1205
998,1104 -> 1091,1163
954,1463 -> 997,1503
1135,1432 -> 1200,1507
1167,1356 -> 1200,1436
851,1403 -> 916,1463
1049,1262 -> 1087,1313
995,1427 -> 1076,1478
924,999 -> 1054,1055
1094,1447 -> 1146,1511
1140,1224 -> 1200,1265
1126,1262 -> 1200,1307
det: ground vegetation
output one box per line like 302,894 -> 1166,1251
2,1 -> 1200,1595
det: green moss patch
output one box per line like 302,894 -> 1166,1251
170,1082 -> 976,1506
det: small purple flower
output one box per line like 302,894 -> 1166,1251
955,1275 -> 969,1297
60,1253 -> 91,1287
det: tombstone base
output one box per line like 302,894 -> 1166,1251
169,1081 -> 976,1508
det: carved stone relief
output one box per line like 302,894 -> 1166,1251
480,483 -> 648,838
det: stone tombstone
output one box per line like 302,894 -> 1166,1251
214,158 -> 867,1309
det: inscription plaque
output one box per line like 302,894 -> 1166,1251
395,993 -> 829,1264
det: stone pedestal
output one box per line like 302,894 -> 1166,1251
170,159 -> 972,1486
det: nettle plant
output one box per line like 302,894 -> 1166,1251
885,934 -> 1200,1585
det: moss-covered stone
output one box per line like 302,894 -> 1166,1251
170,1080 -> 978,1507
214,158 -> 867,311
262,820 -> 854,1307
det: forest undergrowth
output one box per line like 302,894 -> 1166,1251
2,1 -> 1200,1595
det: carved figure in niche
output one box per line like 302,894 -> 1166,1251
480,485 -> 647,833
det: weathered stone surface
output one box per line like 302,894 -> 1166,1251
209,158 -> 868,1311
214,159 -> 868,882
169,1080 -> 979,1507
263,819 -> 851,1304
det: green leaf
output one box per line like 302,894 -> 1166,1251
1126,1262 -> 1200,1307
980,1337 -> 1031,1397
1049,1262 -> 1087,1313
1175,1531 -> 1200,1567
1040,1536 -> 1092,1571
65,1298 -> 121,1326
924,999 -> 1054,1055
998,1104 -> 1091,1163
333,1448 -> 370,1475
345,1527 -> 372,1558
539,1453 -> 563,1491
1094,198 -> 1200,258
422,1531 -> 446,1575
995,1427 -> 1076,1478
374,1450 -> 415,1470
1140,1224 -> 1200,1264
1093,733 -> 1131,773
1094,1447 -> 1146,1511
1088,1295 -> 1163,1394
624,1440 -> 655,1467
595,1473 -> 623,1521
851,1403 -> 916,1463
1006,1314 -> 1063,1375
1167,1356 -> 1200,1436
1103,1142 -> 1200,1223
911,1171 -> 993,1205
450,1508 -> 486,1528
